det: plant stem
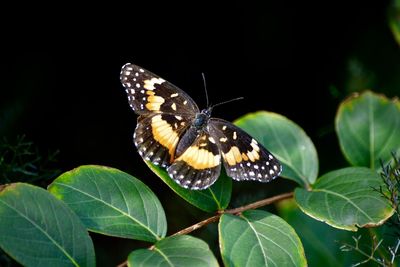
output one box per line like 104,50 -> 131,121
116,191 -> 293,267
172,191 -> 294,237
223,192 -> 294,215
171,215 -> 220,236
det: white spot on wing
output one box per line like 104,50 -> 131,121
143,78 -> 165,90
171,103 -> 177,111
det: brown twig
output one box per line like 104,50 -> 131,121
224,191 -> 294,215
116,191 -> 293,267
172,215 -> 221,236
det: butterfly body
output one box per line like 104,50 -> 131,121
120,63 -> 282,190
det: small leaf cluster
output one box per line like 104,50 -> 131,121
0,135 -> 60,185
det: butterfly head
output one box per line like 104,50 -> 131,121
194,107 -> 212,128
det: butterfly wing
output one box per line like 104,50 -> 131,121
120,63 -> 199,115
167,131 -> 221,190
208,118 -> 282,182
121,63 -> 200,167
134,113 -> 191,167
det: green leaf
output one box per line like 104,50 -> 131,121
48,165 -> 166,242
389,0 -> 400,46
335,91 -> 400,169
146,161 -> 231,212
235,111 -> 318,186
295,167 -> 394,231
277,199 -> 373,267
127,235 -> 219,267
219,210 -> 307,267
0,183 -> 95,267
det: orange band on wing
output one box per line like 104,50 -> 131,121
222,140 -> 261,166
151,115 -> 179,160
177,146 -> 220,169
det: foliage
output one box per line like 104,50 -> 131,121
0,135 -> 60,185
338,153 -> 400,266
0,89 -> 399,266
379,152 -> 400,233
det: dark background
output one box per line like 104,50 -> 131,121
1,1 -> 399,266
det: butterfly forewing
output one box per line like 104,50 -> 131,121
208,118 -> 282,182
167,131 -> 221,190
120,63 -> 199,115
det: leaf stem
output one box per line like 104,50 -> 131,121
116,191 -> 293,267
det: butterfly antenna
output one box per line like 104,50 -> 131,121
211,97 -> 244,109
202,72 -> 210,107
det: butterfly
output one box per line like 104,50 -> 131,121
120,63 -> 282,190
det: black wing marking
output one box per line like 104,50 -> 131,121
134,113 -> 191,167
120,63 -> 199,116
208,118 -> 282,182
167,131 -> 221,190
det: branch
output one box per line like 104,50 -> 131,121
116,191 -> 293,267
172,215 -> 220,236
224,192 -> 294,215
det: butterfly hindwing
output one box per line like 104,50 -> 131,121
167,131 -> 221,190
134,113 -> 191,167
208,118 -> 282,182
120,63 -> 199,115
